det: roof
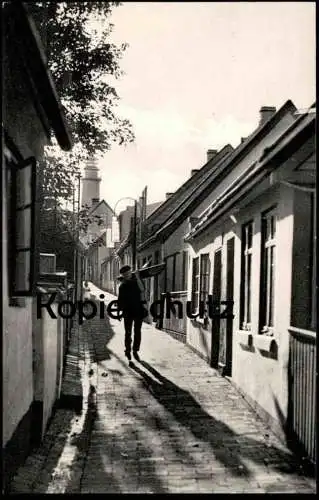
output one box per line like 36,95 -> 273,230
143,144 -> 234,227
3,1 -> 73,151
138,99 -> 298,250
146,201 -> 163,218
114,201 -> 164,255
88,199 -> 115,216
185,106 -> 315,241
259,104 -> 316,164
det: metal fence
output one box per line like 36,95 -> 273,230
288,327 -> 316,465
162,291 -> 188,336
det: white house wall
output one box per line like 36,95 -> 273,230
186,182 -> 295,439
2,164 -> 33,447
2,73 -> 48,447
186,217 -> 231,362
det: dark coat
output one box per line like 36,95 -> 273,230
118,276 -> 146,318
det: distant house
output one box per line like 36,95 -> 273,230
2,1 -> 72,489
184,103 -> 316,465
103,196 -> 163,296
136,144 -> 234,333
79,160 -> 115,283
84,228 -> 110,286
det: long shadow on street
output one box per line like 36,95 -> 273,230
128,359 -> 313,479
89,314 -> 314,483
59,313 -> 313,493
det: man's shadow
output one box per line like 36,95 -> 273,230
84,308 -> 115,362
129,360 -> 308,478
129,360 -> 249,476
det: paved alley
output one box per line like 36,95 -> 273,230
9,286 -> 316,494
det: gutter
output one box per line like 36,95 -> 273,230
185,160 -> 265,241
139,101 -> 298,252
186,117 -> 315,241
137,150 -> 234,251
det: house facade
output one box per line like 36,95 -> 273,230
106,200 -> 164,299
85,229 -> 110,286
137,145 -> 235,331
80,200 -> 114,285
184,103 -> 316,465
2,1 -> 72,489
100,244 -> 121,294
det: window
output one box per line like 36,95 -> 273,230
240,221 -> 253,330
260,208 -> 276,334
199,254 -> 210,310
165,254 -> 175,292
153,250 -> 160,301
5,136 -> 36,299
154,250 -> 160,265
182,250 -> 188,291
191,257 -> 200,313
164,252 -> 188,293
174,253 -> 182,291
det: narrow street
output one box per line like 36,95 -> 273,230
9,286 -> 316,494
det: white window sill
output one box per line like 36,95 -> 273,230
254,334 -> 278,357
237,330 -> 253,347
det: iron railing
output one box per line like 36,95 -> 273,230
162,291 -> 188,336
288,326 -> 316,465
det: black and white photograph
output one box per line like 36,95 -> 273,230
2,0 -> 316,494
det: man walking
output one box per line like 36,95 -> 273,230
117,265 -> 147,362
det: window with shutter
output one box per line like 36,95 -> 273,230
191,257 -> 200,314
4,135 -> 36,298
199,254 -> 210,310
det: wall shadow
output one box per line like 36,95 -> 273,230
65,385 -> 169,493
7,408 -> 76,494
273,394 -> 315,477
129,360 -> 314,479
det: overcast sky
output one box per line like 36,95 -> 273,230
94,1 -> 315,212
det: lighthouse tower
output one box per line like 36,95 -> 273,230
81,157 -> 101,208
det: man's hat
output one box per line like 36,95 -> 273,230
120,265 -> 131,274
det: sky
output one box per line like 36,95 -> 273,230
91,2 -> 315,213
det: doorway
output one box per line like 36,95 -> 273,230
211,248 -> 222,368
224,237 -> 235,376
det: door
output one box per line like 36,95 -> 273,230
211,248 -> 222,368
225,237 -> 235,376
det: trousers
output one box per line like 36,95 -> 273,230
124,316 -> 143,353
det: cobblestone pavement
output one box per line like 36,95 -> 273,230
9,285 -> 316,494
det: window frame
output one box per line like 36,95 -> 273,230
240,220 -> 253,331
191,256 -> 200,313
259,207 -> 277,335
199,253 -> 210,313
182,250 -> 188,291
4,135 -> 37,298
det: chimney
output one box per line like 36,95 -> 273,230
259,106 -> 276,126
166,192 -> 174,200
191,169 -> 200,177
207,149 -> 217,162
